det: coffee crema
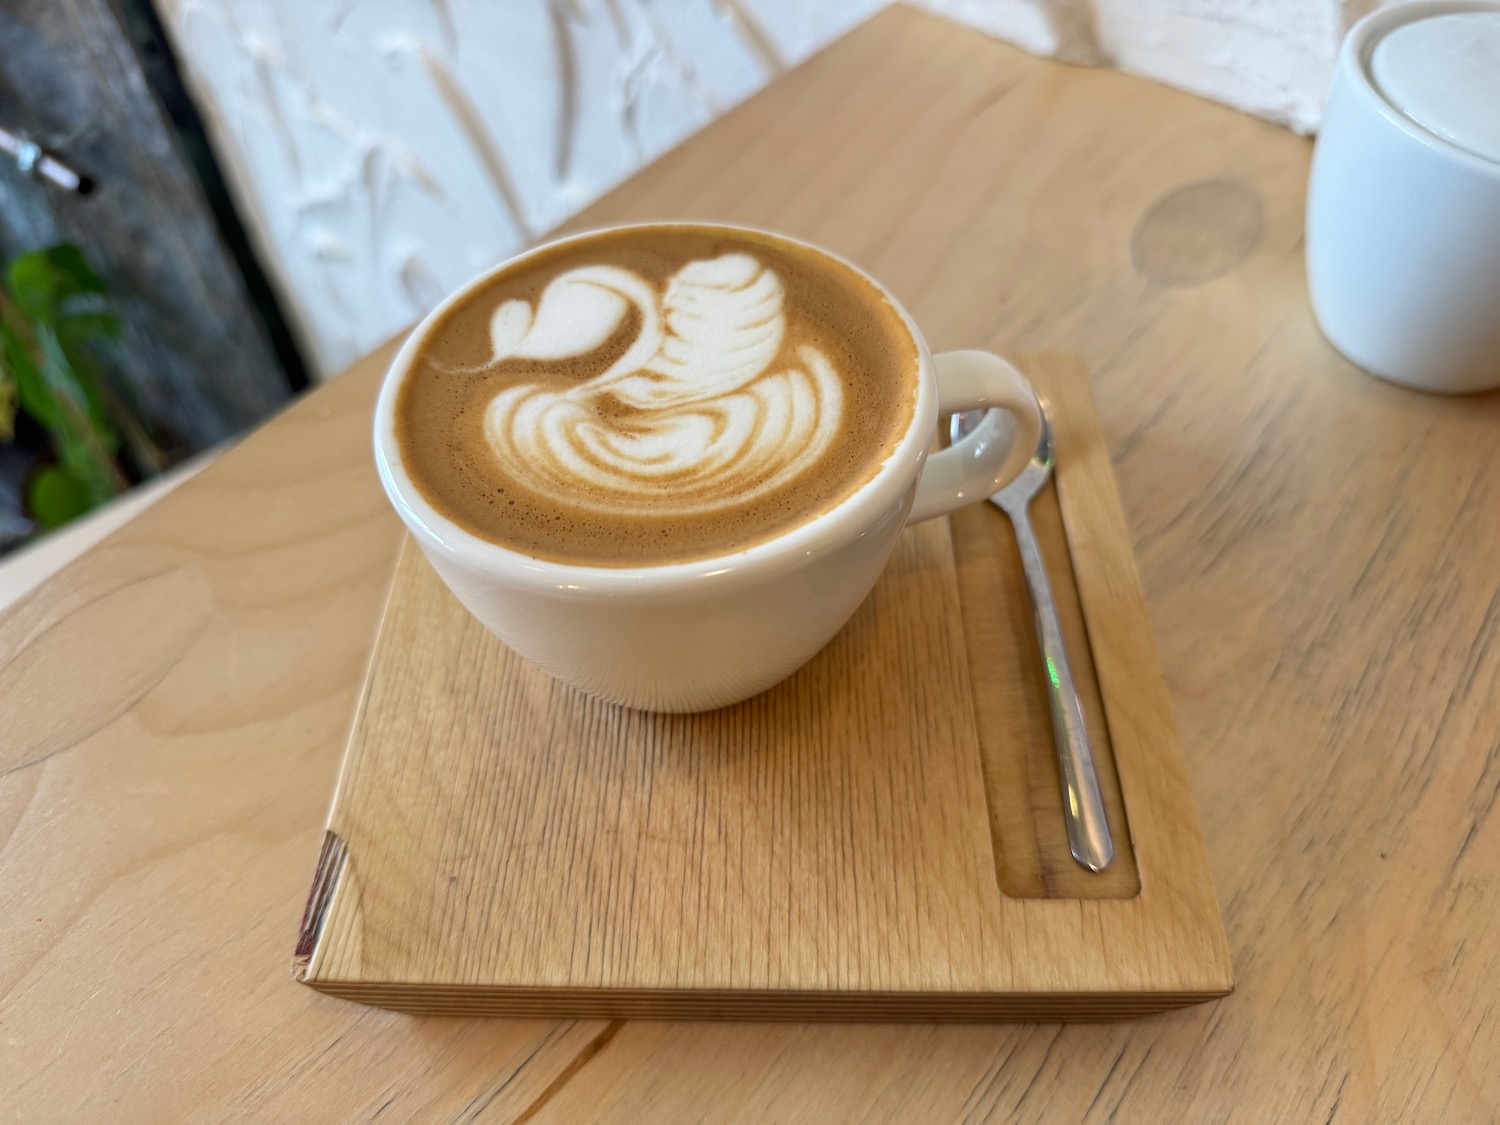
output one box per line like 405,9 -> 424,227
394,224 -> 919,566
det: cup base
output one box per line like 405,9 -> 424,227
1312,303 -> 1500,396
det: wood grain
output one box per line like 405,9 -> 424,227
3,5 -> 1499,1121
297,355 -> 1215,1020
0,344 -> 601,1122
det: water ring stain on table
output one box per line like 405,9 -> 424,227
1130,178 -> 1265,287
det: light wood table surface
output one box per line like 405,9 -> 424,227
4,8 -> 1497,1122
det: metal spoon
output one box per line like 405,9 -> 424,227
952,406 -> 1114,872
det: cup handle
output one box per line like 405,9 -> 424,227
907,350 -> 1042,524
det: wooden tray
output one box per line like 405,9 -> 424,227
294,354 -> 1232,1021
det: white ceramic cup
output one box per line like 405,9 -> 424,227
375,223 -> 1042,712
1306,0 -> 1500,394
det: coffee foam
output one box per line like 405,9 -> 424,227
481,253 -> 842,515
395,226 -> 917,566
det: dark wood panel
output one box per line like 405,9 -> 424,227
0,0 -> 298,454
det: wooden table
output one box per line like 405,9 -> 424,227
4,8 -> 1497,1121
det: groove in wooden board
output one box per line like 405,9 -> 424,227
298,352 -> 1228,1018
951,358 -> 1141,899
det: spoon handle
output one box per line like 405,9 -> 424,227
1007,502 -> 1115,871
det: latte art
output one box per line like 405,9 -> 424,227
478,255 -> 843,515
394,224 -> 917,566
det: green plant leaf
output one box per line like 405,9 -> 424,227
52,313 -> 120,430
6,253 -> 60,321
2,321 -> 57,428
28,464 -> 95,529
57,437 -> 118,503
3,242 -> 130,504
13,323 -> 122,500
56,310 -> 120,341
0,370 -> 15,441
42,244 -> 106,295
6,244 -> 107,323
34,322 -> 116,444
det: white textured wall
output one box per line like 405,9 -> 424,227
911,0 -> 1388,130
157,0 -> 1399,379
157,0 -> 886,376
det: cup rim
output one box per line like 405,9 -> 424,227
373,220 -> 936,598
1343,0 -> 1500,182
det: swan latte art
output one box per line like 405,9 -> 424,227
395,225 -> 919,566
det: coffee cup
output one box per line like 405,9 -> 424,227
374,222 -> 1041,711
1307,0 -> 1500,394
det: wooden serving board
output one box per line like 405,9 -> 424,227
295,354 -> 1232,1021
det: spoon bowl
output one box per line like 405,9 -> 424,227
952,408 -> 1054,515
